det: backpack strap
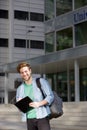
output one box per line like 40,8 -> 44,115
36,78 -> 41,88
36,78 -> 45,98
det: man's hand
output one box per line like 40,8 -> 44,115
29,99 -> 48,108
29,102 -> 41,108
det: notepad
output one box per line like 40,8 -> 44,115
15,96 -> 33,113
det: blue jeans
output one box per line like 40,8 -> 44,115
27,117 -> 50,130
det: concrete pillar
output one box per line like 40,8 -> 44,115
67,65 -> 71,101
9,0 -> 14,62
74,60 -> 80,101
4,73 -> 8,104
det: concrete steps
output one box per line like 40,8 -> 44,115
0,120 -> 27,130
0,104 -> 27,130
1,102 -> 87,130
0,104 -> 21,122
50,102 -> 87,130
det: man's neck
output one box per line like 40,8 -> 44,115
25,77 -> 32,85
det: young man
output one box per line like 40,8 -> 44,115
16,62 -> 54,130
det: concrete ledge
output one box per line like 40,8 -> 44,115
50,102 -> 87,130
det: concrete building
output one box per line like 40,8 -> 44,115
44,0 -> 87,102
0,0 -> 87,104
0,0 -> 45,103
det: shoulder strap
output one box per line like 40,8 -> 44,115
36,78 -> 45,98
36,78 -> 41,89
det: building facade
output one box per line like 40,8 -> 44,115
1,0 -> 87,103
44,0 -> 87,102
0,0 -> 44,103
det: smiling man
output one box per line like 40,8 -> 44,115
16,62 -> 54,130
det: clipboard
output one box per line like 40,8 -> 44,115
15,96 -> 33,113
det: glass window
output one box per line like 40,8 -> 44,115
0,9 -> 8,19
0,97 -> 4,104
69,71 -> 75,101
0,73 -> 5,76
30,12 -> 44,22
75,21 -> 87,46
45,0 -> 54,20
14,39 -> 26,48
45,32 -> 54,53
30,40 -> 44,49
75,0 -> 87,9
46,71 -> 75,102
56,0 -> 72,16
57,71 -> 74,101
56,27 -> 73,51
14,10 -> 44,21
0,38 -> 8,47
57,72 -> 68,101
80,68 -> 87,101
14,10 -> 28,20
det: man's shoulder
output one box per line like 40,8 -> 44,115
17,82 -> 24,90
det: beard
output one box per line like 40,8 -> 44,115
22,73 -> 32,82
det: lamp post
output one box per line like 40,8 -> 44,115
26,25 -> 35,59
26,0 -> 35,59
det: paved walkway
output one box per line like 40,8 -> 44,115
0,120 -> 56,130
0,120 -> 27,130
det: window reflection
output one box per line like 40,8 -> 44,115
56,0 -> 72,16
75,21 -> 87,46
45,32 -> 54,53
75,0 -> 87,9
45,0 -> 54,20
56,27 -> 73,51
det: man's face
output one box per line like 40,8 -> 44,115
20,66 -> 31,81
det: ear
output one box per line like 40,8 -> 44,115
30,68 -> 32,74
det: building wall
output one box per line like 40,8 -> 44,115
0,0 -> 45,103
0,0 -> 44,63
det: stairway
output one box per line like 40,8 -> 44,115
0,104 -> 27,130
0,104 -> 21,122
50,102 -> 87,130
1,102 -> 87,130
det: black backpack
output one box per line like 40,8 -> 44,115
36,78 -> 63,119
